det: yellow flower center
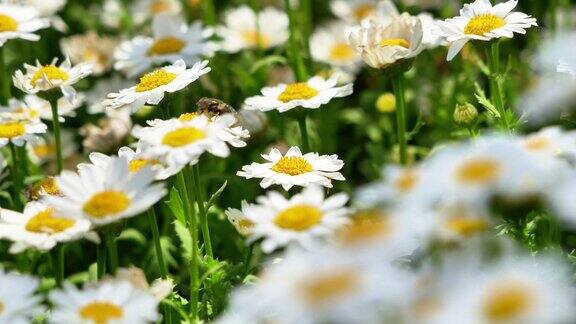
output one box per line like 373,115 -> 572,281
376,93 -> 396,113
178,112 -> 198,121
354,4 -> 375,21
135,69 -> 177,92
483,282 -> 533,321
275,204 -> 322,231
149,0 -> 171,14
329,43 -> 355,61
162,127 -> 205,147
0,14 -> 17,32
0,122 -> 25,138
41,177 -> 60,195
80,301 -> 124,324
30,65 -> 69,87
271,156 -> 313,176
339,212 -> 391,245
445,217 -> 488,237
524,137 -> 552,152
379,38 -> 410,48
128,158 -> 160,173
83,191 -> 131,218
455,158 -> 501,185
277,83 -> 319,103
394,170 -> 419,193
147,37 -> 186,56
0,300 -> 3,314
33,143 -> 55,158
241,30 -> 269,48
301,270 -> 359,305
464,14 -> 506,36
25,208 -> 75,234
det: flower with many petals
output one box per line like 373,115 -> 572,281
0,269 -> 44,323
0,3 -> 49,46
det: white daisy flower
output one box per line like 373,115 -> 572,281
27,130 -> 76,165
217,5 -> 289,53
348,13 -> 425,70
237,146 -> 345,191
131,0 -> 182,26
132,113 -> 247,167
310,21 -> 361,71
0,3 -> 49,46
437,0 -> 538,61
13,57 -> 92,104
49,280 -> 159,324
330,0 -> 379,25
9,0 -> 67,32
225,202 -> 255,236
0,202 -> 95,253
43,156 -> 166,226
104,59 -> 210,113
238,185 -> 350,253
244,75 -> 353,113
521,126 -> 576,160
0,114 -> 46,148
85,76 -> 132,115
418,13 -> 447,49
0,269 -> 44,323
356,165 -> 426,208
19,94 -> 85,121
60,31 -> 119,76
115,14 -> 215,77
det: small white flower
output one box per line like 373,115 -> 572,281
330,0 -> 379,25
0,3 -> 49,46
238,185 -> 350,253
437,0 -> 537,61
132,113 -> 247,167
244,75 -> 353,113
49,280 -> 160,324
0,269 -> 44,323
238,146 -> 345,191
115,14 -> 215,77
0,114 -> 46,148
348,13 -> 425,69
13,57 -> 92,104
27,130 -> 76,165
44,156 -> 167,226
20,94 -> 85,121
217,5 -> 289,53
105,59 -> 210,113
310,21 -> 361,71
225,202 -> 255,236
85,76 -> 132,115
356,165 -> 424,208
60,31 -> 119,76
0,202 -> 96,253
131,0 -> 182,26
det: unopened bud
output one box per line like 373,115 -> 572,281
453,103 -> 478,125
376,93 -> 396,113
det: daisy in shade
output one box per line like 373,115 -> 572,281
43,156 -> 166,226
27,130 -> 77,165
13,57 -> 92,104
0,269 -> 44,323
236,185 -> 350,253
217,5 -> 289,53
0,202 -> 96,254
309,21 -> 361,71
237,146 -> 345,191
49,280 -> 159,324
60,31 -> 119,76
330,0 -> 378,25
437,0 -> 538,61
104,59 -> 210,113
225,202 -> 255,236
244,75 -> 353,113
0,3 -> 49,46
0,114 -> 46,148
115,14 -> 215,77
132,113 -> 248,167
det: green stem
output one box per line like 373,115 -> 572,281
48,99 -> 64,173
51,245 -> 65,286
300,0 -> 313,56
96,241 -> 107,279
8,142 -> 22,209
297,115 -> 310,152
391,75 -> 408,165
192,164 -> 213,258
284,0 -> 308,81
0,46 -> 11,105
147,208 -> 168,278
200,0 -> 217,26
176,171 -> 198,319
485,42 -> 511,130
105,231 -> 119,275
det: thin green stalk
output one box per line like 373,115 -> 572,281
176,171 -> 199,318
51,245 -> 65,286
391,75 -> 408,165
300,0 -> 313,55
297,115 -> 310,152
192,165 -> 213,258
201,0 -> 217,26
0,46 -> 11,105
96,241 -> 107,279
485,42 -> 511,130
8,142 -> 22,209
48,99 -> 64,173
105,231 -> 119,275
284,0 -> 308,81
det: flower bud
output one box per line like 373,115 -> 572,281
453,103 -> 478,125
376,93 -> 396,113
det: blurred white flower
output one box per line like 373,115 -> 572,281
310,21 -> 361,71
330,0 -> 379,25
131,0 -> 182,26
27,130 -> 76,165
0,3 -> 49,46
0,269 -> 44,323
61,31 -> 119,76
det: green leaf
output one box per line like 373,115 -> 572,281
249,55 -> 287,74
206,181 -> 227,211
116,228 -> 146,245
474,83 -> 500,118
165,187 -> 186,225
174,221 -> 192,261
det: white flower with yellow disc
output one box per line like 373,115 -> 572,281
330,0 -> 379,25
0,115 -> 46,148
115,14 -> 215,77
13,57 -> 92,103
43,156 -> 166,226
105,59 -> 210,113
60,31 -> 119,76
310,21 -> 361,71
0,3 -> 49,46
217,5 -> 289,53
131,0 -> 182,26
238,185 -> 350,253
244,75 -> 353,113
49,280 -> 159,324
0,202 -> 96,253
0,269 -> 44,323
238,146 -> 345,191
27,130 -> 76,165
437,0 -> 537,61
21,94 -> 85,121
